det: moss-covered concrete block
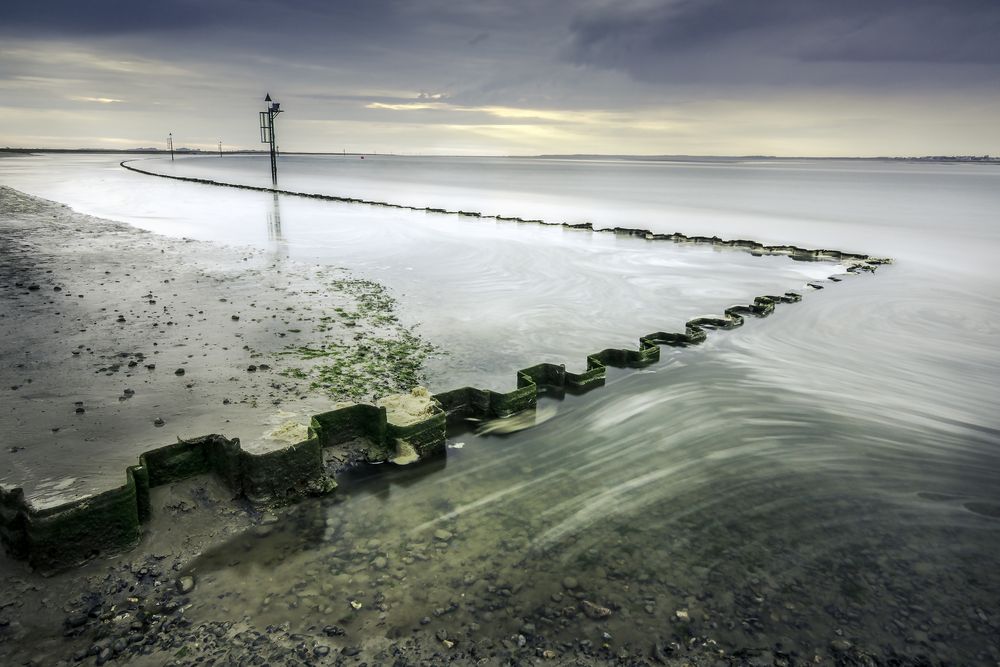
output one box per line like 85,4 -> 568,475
20,468 -> 142,573
240,436 -> 331,504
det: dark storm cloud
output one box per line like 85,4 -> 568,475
567,0 -> 1000,84
0,0 -> 402,36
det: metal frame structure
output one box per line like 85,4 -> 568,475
260,93 -> 283,185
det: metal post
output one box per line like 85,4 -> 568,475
218,140 -> 222,157
260,93 -> 283,186
168,133 -> 174,161
269,114 -> 277,184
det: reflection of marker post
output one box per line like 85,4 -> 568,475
268,191 -> 282,241
259,93 -> 283,186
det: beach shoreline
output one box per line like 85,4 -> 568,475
0,185 -> 432,507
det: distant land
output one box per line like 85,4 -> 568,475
1,148 -> 997,164
533,154 -> 999,164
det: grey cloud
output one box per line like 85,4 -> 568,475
566,0 -> 1000,85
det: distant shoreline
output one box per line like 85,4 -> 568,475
1,147 -> 997,164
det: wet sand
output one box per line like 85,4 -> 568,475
0,186 -> 433,508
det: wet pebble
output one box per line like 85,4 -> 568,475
581,600 -> 611,620
176,576 -> 195,594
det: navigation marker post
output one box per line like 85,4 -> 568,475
260,93 -> 283,185
168,133 -> 174,161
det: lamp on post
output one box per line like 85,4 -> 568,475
259,93 -> 283,185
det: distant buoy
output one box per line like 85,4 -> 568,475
360,155 -> 365,159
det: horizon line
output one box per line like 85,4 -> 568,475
1,147 -> 996,162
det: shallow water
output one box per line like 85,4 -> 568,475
0,154 -> 839,394
1,153 -> 999,662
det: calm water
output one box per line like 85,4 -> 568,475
1,154 -> 999,663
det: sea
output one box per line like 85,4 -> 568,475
1,153 -> 998,663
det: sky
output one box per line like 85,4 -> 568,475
1,0 -> 998,156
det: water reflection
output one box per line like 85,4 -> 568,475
266,191 -> 288,257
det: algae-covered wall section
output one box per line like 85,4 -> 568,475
0,282 -> 885,572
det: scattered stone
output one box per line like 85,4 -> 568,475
562,576 -> 579,590
581,600 -> 612,620
176,576 -> 195,594
153,417 -> 165,427
433,528 -> 453,542
830,638 -> 853,652
174,368 -> 185,376
64,612 -> 88,628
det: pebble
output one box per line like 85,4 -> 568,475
562,576 -> 579,590
176,576 -> 195,594
153,417 -> 165,427
581,600 -> 612,620
830,638 -> 853,652
174,368 -> 185,376
433,528 -> 453,542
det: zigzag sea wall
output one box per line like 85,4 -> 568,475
0,163 -> 891,572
